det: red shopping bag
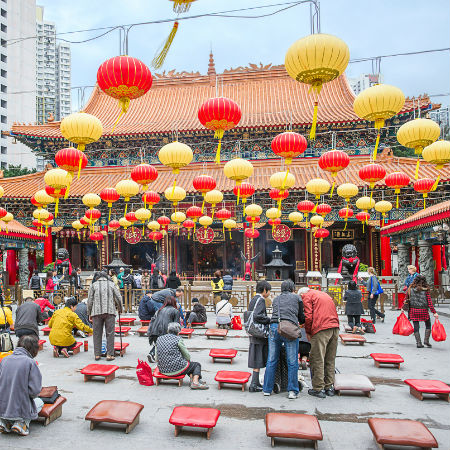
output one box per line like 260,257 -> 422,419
431,319 -> 447,342
231,315 -> 243,330
392,312 -> 414,336
136,359 -> 154,386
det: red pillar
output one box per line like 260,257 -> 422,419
6,250 -> 17,285
44,227 -> 53,266
380,235 -> 392,276
432,245 -> 442,285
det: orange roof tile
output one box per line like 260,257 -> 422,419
0,155 -> 447,199
10,65 -> 432,139
0,219 -> 44,238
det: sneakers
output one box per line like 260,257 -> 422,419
308,389 -> 326,399
53,346 -> 59,358
263,391 -> 271,396
147,353 -> 155,363
0,419 -> 11,433
11,422 -> 29,436
325,387 -> 335,397
190,382 -> 209,390
288,391 -> 298,399
61,348 -> 70,358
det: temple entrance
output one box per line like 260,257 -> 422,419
332,240 -> 353,269
129,242 -> 158,269
196,243 -> 223,276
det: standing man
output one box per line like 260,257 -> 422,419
299,287 -> 339,399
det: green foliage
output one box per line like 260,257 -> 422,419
2,164 -> 37,178
393,147 -> 416,158
43,262 -> 55,273
359,263 -> 368,272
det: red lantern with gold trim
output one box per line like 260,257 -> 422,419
96,56 -> 153,128
30,195 -> 42,209
125,212 -> 138,227
89,231 -> 104,247
356,211 -> 370,232
109,220 -> 120,232
385,172 -> 410,208
339,207 -> 353,230
157,215 -> 171,235
186,206 -> 202,231
193,175 -> 216,212
131,163 -> 158,191
80,217 -> 89,228
216,207 -> 232,233
414,178 -> 435,209
271,131 -> 307,164
314,228 -> 329,242
358,164 -> 386,190
45,186 -> 66,212
297,200 -> 315,228
142,190 -> 160,210
316,203 -> 332,217
198,97 -> 242,164
183,219 -> 195,239
100,187 -> 120,221
234,182 -> 254,205
85,209 -> 101,228
244,228 -> 260,239
0,207 -> 7,219
149,230 -> 163,244
318,150 -> 350,196
55,147 -> 88,181
269,188 -> 289,202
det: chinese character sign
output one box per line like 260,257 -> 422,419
272,224 -> 292,243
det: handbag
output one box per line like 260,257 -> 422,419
244,296 -> 269,338
39,386 -> 60,404
392,311 -> 414,336
0,308 -> 13,353
275,297 -> 301,340
136,359 -> 154,386
370,277 -> 384,295
231,315 -> 243,330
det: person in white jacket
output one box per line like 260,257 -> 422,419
215,293 -> 233,328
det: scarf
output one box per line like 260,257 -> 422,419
56,258 -> 72,274
335,256 -> 360,285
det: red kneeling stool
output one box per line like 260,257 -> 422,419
42,326 -> 51,336
404,379 -> 450,402
339,333 -> 366,345
85,400 -> 144,434
38,340 -> 46,351
205,328 -> 228,340
190,322 -> 207,328
118,317 -> 136,326
140,320 -> 151,326
371,353 -> 404,369
265,413 -> 323,449
37,396 -> 67,426
368,418 -> 438,449
334,374 -> 375,397
179,328 -> 194,339
68,342 -> 83,355
137,326 -> 148,337
169,406 -> 220,440
215,370 -> 251,391
209,349 -> 237,364
114,326 -> 131,336
114,342 -> 129,356
81,364 -> 119,384
153,368 -> 184,387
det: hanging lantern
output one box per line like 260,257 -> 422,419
223,219 -> 237,239
318,150 -> 350,196
0,208 -> 6,221
337,183 -> 359,206
310,215 -> 324,228
244,228 -> 260,239
288,211 -> 303,226
135,207 -> 151,232
32,218 -> 43,233
100,187 -> 120,221
285,34 -> 350,139
44,168 -> 72,217
183,220 -> 195,239
1,212 -> 13,233
172,211 -> 187,235
89,232 -> 104,246
85,209 -> 101,230
355,196 -> 375,213
268,218 -> 281,228
204,189 -> 223,219
397,118 -> 441,179
82,193 -> 101,210
314,228 -> 329,242
34,189 -> 55,208
118,217 -> 132,230
186,206 -> 203,232
375,200 -> 393,226
354,84 -> 405,160
164,186 -> 186,210
270,171 -> 295,212
422,140 -> 450,189
266,207 -> 281,232
269,188 -> 289,203
0,186 -> 3,199
359,163 -> 386,199
33,208 -> 49,222
244,203 -> 262,230
157,216 -> 171,235
356,211 -> 371,232
109,220 -> 120,232
116,179 -> 140,215
149,231 -> 163,245
246,216 -> 260,226
30,195 -> 42,209
224,158 -> 254,204
316,203 -> 331,218
125,212 -> 138,231
147,220 -> 160,231
193,174 -> 216,213
45,186 -> 67,217
97,56 -> 152,129
297,200 -> 315,228
55,147 -> 88,189
159,141 -> 193,190
80,217 -> 90,228
142,190 -> 160,211
170,0 -> 197,13
384,172 -> 410,209
216,208 -> 232,234
198,215 -> 213,232
198,97 -> 242,164
414,178 -> 435,209
72,220 -> 83,238
60,112 -> 103,151
234,182 -> 255,205
338,207 -> 353,230
306,178 -> 330,211
271,131 -> 307,165
131,163 -> 158,192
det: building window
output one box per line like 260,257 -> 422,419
0,115 -> 6,124
0,54 -> 5,62
0,24 -> 6,33
0,9 -> 6,18
0,146 -> 6,154
1,162 -> 6,170
1,100 -> 5,108
0,69 -> 5,78
1,85 -> 6,93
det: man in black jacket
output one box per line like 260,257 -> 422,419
28,271 -> 43,291
15,297 -> 44,338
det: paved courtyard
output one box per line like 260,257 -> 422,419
2,306 -> 450,450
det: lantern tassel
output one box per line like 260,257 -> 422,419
309,101 -> 319,140
432,174 -> 440,191
108,207 -> 112,222
214,139 -> 222,165
151,21 -> 179,69
229,230 -> 232,239
277,198 -> 282,214
236,185 -> 240,205
396,194 -> 399,209
54,198 -> 59,217
344,219 -> 348,231
111,98 -> 130,133
64,183 -> 70,199
373,131 -> 380,161
124,202 -> 128,216
330,180 -> 335,198
77,157 -> 83,179
201,200 -> 205,213
211,208 -> 215,220
415,159 -> 420,180
423,196 -> 426,209
171,178 -> 177,196
281,166 -> 290,190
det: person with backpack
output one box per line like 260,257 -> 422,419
222,270 -> 234,294
121,268 -> 136,289
211,270 -> 224,303
0,305 -> 13,332
28,270 -> 43,291
215,293 -> 233,329
360,267 -> 385,323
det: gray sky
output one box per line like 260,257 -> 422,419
37,0 -> 449,110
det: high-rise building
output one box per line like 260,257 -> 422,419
36,5 -> 71,124
347,73 -> 383,96
7,0 -> 37,169
429,106 -> 449,127
0,1 -> 8,170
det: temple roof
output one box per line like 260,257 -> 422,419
0,153 -> 447,199
0,219 -> 44,239
9,62 -> 434,140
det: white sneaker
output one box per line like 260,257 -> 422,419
11,422 -> 29,436
263,391 -> 271,396
288,391 -> 298,399
77,330 -> 87,338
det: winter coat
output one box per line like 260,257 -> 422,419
211,277 -> 224,293
48,307 -> 93,347
344,289 -> 365,316
45,278 -> 57,292
117,271 -> 124,288
166,275 -> 181,289
15,302 -> 43,336
271,292 -> 305,326
0,347 -> 42,421
148,306 -> 180,337
87,276 -> 123,317
156,333 -> 190,376
222,275 -> 233,291
122,274 -> 136,288
190,303 -> 207,323
303,290 -> 339,336
364,275 -> 380,295
0,307 -> 13,327
138,295 -> 153,321
29,274 -> 42,290
151,288 -> 177,304
34,298 -> 55,314
248,294 -> 270,344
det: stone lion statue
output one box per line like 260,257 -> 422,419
55,248 -> 72,284
336,244 -> 360,284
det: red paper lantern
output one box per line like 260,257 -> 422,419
385,172 -> 410,208
157,215 -> 171,235
0,207 -> 7,219
142,190 -> 160,210
45,185 -> 66,200
198,97 -> 242,163
314,228 -> 329,242
246,216 -> 260,224
125,212 -> 137,224
97,56 -> 152,119
85,208 -> 101,222
268,218 -> 282,227
183,219 -> 195,239
358,163 -> 386,189
43,212 -> 54,223
271,132 -> 307,164
149,231 -> 163,243
269,188 -> 289,202
89,232 -> 104,243
244,228 -> 260,239
356,211 -> 371,230
109,220 -> 120,231
30,195 -> 42,208
131,163 -> 158,191
414,178 -> 435,209
186,206 -> 202,231
318,150 -> 350,196
32,219 -> 41,228
193,175 -> 216,196
80,217 -> 89,227
339,207 -> 354,219
216,208 -> 232,221
234,182 -> 255,204
316,203 -> 332,217
297,200 -> 315,227
100,187 -> 120,221
55,147 -> 88,179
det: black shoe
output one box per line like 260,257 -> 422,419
249,384 -> 263,392
325,387 -> 335,397
308,389 -> 326,399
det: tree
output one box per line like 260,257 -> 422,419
2,165 -> 37,178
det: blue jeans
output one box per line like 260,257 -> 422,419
263,323 -> 299,394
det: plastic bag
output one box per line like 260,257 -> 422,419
392,311 -> 414,336
231,315 -> 243,330
431,319 -> 447,342
361,318 -> 376,334
136,359 -> 154,386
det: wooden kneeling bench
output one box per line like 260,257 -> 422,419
37,396 -> 67,426
114,342 -> 129,356
169,406 -> 221,440
137,326 -> 148,337
339,333 -> 366,345
38,340 -> 46,351
68,342 -> 83,355
404,379 -> 450,402
81,364 -> 119,384
153,368 -> 184,386
205,328 -> 228,340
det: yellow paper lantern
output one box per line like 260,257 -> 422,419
375,200 -> 393,225
44,168 -> 72,217
115,179 -> 140,215
33,208 -> 50,221
82,193 -> 101,210
288,211 -> 303,226
422,140 -> 450,190
60,112 -> 103,151
244,203 -> 263,218
0,186 -> 3,199
266,208 -> 281,220
72,220 -> 83,238
147,220 -> 160,231
336,183 -> 359,204
397,119 -> 441,156
310,215 -> 324,228
164,186 -> 186,209
135,208 -> 151,230
306,178 -> 330,212
34,189 -> 55,207
171,211 -> 186,235
118,217 -> 132,229
285,33 -> 350,139
1,212 -> 13,233
353,84 -> 405,160
270,171 -> 295,191
159,141 -> 193,189
204,189 -> 223,219
355,196 -> 375,212
224,158 -> 254,204
199,215 -> 213,229
223,218 -> 237,238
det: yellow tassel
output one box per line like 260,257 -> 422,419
5,225 -> 7,234
423,197 -> 426,209
55,198 -> 59,217
64,182 -> 70,199
330,180 -> 335,198
344,219 -> 348,231
193,222 -> 196,233
396,195 -> 399,209
152,21 -> 179,69
229,230 -> 232,239
277,198 -> 282,213
211,208 -> 215,220
236,185 -> 240,205
362,222 -> 365,233
415,159 -> 420,180
77,156 -> 83,179
373,131 -> 380,161
312,199 -> 319,213
309,102 -> 319,140
281,167 -> 290,190
201,200 -> 205,214
432,174 -> 440,191
370,189 -> 373,201
108,208 -> 112,222
214,139 -> 222,165
171,178 -> 177,196
124,203 -> 128,216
